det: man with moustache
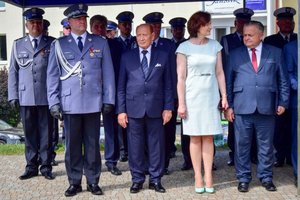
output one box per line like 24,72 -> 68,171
47,4 -> 115,196
8,7 -> 55,181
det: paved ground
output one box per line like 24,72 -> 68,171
0,150 -> 298,200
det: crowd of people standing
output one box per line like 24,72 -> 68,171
7,3 -> 298,197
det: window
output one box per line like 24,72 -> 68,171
215,28 -> 226,43
0,1 -> 5,11
0,35 -> 7,61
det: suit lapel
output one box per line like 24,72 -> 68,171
66,35 -> 82,55
35,36 -> 47,54
147,47 -> 158,79
24,36 -> 34,54
257,44 -> 270,73
82,33 -> 93,56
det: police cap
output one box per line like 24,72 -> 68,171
107,20 -> 118,30
274,7 -> 296,19
169,17 -> 187,28
61,18 -> 70,28
143,12 -> 164,24
64,3 -> 89,19
116,11 -> 134,23
23,7 -> 44,21
233,8 -> 254,20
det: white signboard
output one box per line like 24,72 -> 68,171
204,0 -> 244,14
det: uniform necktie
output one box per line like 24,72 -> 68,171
251,48 -> 258,72
152,41 -> 156,48
240,35 -> 244,45
284,35 -> 289,44
77,36 -> 83,52
33,38 -> 38,50
141,50 -> 149,77
125,38 -> 130,49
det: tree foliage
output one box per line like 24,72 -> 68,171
0,67 -> 20,127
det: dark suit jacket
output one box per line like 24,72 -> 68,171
264,32 -> 297,49
220,32 -> 244,72
117,47 -> 173,118
155,37 -> 177,99
226,43 -> 290,115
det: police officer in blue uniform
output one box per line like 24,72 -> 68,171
115,11 -> 137,162
115,11 -> 137,52
169,17 -> 192,171
8,7 -> 55,180
143,12 -> 177,175
47,4 -> 115,197
107,20 -> 118,39
90,14 -> 122,176
220,8 -> 255,166
264,7 -> 297,168
61,18 -> 71,36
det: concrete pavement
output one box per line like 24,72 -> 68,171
0,150 -> 298,199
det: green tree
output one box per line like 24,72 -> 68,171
0,67 -> 20,127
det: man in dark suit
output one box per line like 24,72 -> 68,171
225,21 -> 289,193
143,12 -> 177,175
220,8 -> 254,166
264,7 -> 297,168
117,23 -> 173,194
47,4 -> 115,197
8,7 -> 55,181
115,11 -> 137,162
90,14 -> 122,176
283,40 -> 298,185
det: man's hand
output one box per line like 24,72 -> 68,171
224,108 -> 235,122
9,99 -> 19,110
102,104 -> 114,114
162,110 -> 172,125
276,106 -> 286,116
118,113 -> 128,128
50,104 -> 63,120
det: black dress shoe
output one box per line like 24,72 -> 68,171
274,161 -> 284,167
64,185 -> 82,197
19,171 -> 38,180
262,181 -> 277,191
42,171 -> 55,180
149,182 -> 166,193
119,154 -> 128,162
238,182 -> 249,192
181,163 -> 192,171
164,168 -> 170,175
87,184 -> 103,195
108,166 -> 122,176
227,159 -> 234,166
51,160 -> 58,166
130,183 -> 143,193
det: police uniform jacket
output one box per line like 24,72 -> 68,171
47,33 -> 115,114
8,35 -> 55,106
264,32 -> 297,49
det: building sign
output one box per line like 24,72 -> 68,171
204,0 -> 266,14
246,0 -> 266,10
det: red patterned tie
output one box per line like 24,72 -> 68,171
251,48 -> 258,72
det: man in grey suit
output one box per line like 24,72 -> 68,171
225,21 -> 289,193
47,4 -> 115,197
8,7 -> 55,181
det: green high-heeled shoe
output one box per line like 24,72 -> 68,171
195,187 -> 205,194
205,187 -> 215,194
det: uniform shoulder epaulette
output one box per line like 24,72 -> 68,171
15,36 -> 26,42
